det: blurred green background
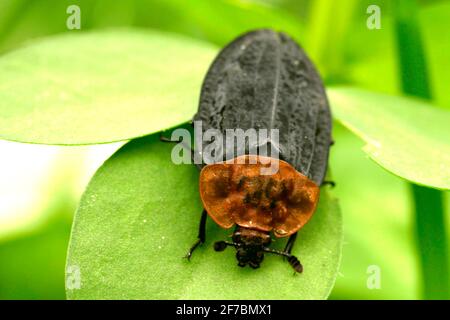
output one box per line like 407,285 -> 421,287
0,0 -> 449,299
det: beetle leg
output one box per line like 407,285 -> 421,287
159,132 -> 203,169
284,232 -> 298,255
159,133 -> 181,143
322,180 -> 336,188
185,209 -> 207,261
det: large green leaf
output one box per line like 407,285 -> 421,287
329,87 -> 450,190
66,134 -> 342,299
0,29 -> 216,145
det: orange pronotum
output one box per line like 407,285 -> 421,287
199,155 -> 320,237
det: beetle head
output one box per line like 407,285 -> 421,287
214,227 -> 271,269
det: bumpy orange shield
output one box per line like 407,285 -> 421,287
199,155 -> 320,237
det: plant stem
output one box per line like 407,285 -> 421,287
411,186 -> 448,299
393,0 -> 449,299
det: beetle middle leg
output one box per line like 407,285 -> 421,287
159,132 -> 203,169
284,232 -> 298,255
322,180 -> 336,188
185,209 -> 207,260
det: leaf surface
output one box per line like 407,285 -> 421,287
329,87 -> 450,190
66,134 -> 342,299
0,29 -> 216,144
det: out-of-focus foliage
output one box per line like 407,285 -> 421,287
329,123 -> 418,299
0,0 -> 305,53
342,1 -> 450,109
0,142 -> 120,299
0,201 -> 72,299
329,87 -> 450,190
0,30 -> 447,189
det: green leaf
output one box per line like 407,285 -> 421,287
329,123 -> 420,299
328,87 -> 450,190
66,134 -> 342,299
0,29 -> 216,145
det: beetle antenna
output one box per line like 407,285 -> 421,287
214,241 -> 238,252
263,247 -> 303,273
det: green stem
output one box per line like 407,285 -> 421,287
411,186 -> 448,299
393,0 -> 449,299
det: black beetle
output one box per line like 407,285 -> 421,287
162,29 -> 332,273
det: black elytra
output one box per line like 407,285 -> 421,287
161,29 -> 332,273
195,29 -> 332,185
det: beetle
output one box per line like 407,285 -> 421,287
162,29 -> 332,273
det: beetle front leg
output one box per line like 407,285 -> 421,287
185,209 -> 207,260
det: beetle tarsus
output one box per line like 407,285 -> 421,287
185,239 -> 203,261
159,133 -> 181,143
287,255 -> 303,273
184,210 -> 208,261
